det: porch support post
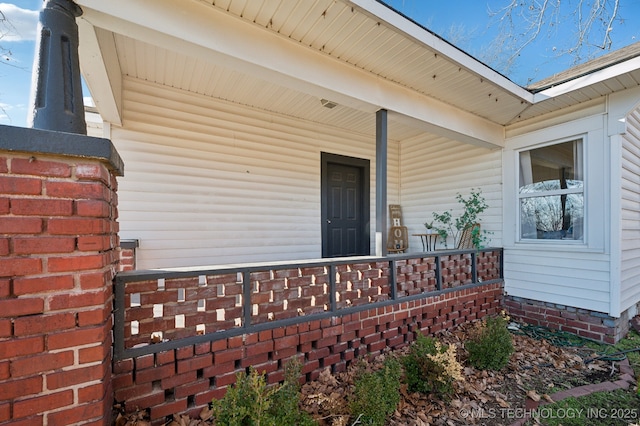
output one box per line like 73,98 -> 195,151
376,109 -> 388,256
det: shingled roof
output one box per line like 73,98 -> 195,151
527,41 -> 640,92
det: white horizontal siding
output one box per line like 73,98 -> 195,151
503,251 -> 612,316
504,248 -> 611,313
503,113 -> 612,314
399,134 -> 503,251
620,107 -> 640,312
114,78 -> 399,268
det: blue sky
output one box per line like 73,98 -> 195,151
0,0 -> 40,127
383,0 -> 640,84
1,1 -> 639,127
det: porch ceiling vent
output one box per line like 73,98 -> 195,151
321,99 -> 338,109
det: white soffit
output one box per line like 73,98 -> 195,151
76,0 -> 509,146
76,0 -> 640,140
349,0 -> 531,99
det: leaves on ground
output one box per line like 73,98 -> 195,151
299,322 -> 617,425
113,321 -> 624,426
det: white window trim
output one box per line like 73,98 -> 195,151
504,114 -> 606,253
515,134 -> 587,245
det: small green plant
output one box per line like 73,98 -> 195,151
466,312 -> 514,370
210,366 -> 273,426
350,357 -> 402,426
269,359 -> 316,426
210,359 -> 316,426
432,188 -> 489,249
401,333 -> 464,398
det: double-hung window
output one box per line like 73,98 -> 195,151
518,138 -> 584,241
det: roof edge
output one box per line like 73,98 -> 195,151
527,42 -> 640,92
534,55 -> 640,101
350,0 -> 534,102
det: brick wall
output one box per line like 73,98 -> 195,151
0,126 -> 123,425
119,240 -> 138,272
505,295 -> 627,344
112,281 -> 503,424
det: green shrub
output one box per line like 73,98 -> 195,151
210,366 -> 273,426
466,313 -> 514,370
269,360 -> 316,426
350,357 -> 402,426
210,359 -> 316,426
401,333 -> 464,398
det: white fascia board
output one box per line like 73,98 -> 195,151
349,0 -> 534,103
534,56 -> 640,102
76,0 -> 504,147
77,19 -> 122,126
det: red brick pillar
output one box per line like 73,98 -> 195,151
0,125 -> 123,425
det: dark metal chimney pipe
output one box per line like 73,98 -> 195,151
28,0 -> 86,135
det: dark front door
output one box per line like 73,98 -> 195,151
321,153 -> 370,257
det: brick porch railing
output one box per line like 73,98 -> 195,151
112,250 -> 504,422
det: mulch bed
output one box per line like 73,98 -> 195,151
114,321 -> 629,426
298,322 -> 619,426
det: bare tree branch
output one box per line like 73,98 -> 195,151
602,0 -> 619,50
483,0 -> 623,82
0,9 -> 15,67
0,9 -> 18,124
0,8 -> 25,70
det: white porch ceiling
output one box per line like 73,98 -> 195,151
112,34 -> 388,139
77,0 -> 640,143
187,0 -> 530,125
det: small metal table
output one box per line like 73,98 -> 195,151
412,232 -> 439,252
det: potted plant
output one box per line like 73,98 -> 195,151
432,189 -> 489,249
423,221 -> 438,234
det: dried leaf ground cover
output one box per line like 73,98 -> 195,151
114,322 -> 638,426
299,322 -> 625,426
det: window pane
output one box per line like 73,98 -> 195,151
520,194 -> 583,240
519,139 -> 583,193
